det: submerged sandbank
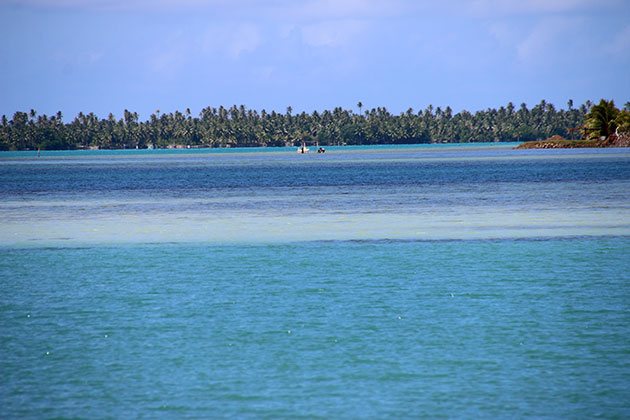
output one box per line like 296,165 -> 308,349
2,208 -> 628,247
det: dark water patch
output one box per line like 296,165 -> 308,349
2,154 -> 629,196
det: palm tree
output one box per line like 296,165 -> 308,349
615,109 -> 630,137
583,99 -> 619,140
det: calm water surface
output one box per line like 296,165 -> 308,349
1,143 -> 628,243
1,144 -> 629,417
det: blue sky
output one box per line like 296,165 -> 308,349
1,0 -> 629,120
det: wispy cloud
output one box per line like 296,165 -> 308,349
251,65 -> 276,81
149,47 -> 187,77
487,22 -> 515,46
2,0 -> 127,11
144,31 -> 189,78
202,23 -> 261,58
468,0 -> 619,16
2,0 -> 628,117
300,19 -> 368,48
280,0 -> 407,20
1,0 -> 401,15
227,23 -> 262,58
52,50 -> 104,67
5,0 -> 623,20
605,25 -> 630,55
1,0 -> 234,12
516,17 -> 581,67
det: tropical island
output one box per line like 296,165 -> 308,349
516,100 -> 630,149
1,99 -> 628,151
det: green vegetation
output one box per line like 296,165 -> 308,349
0,100 -> 599,150
584,99 -> 630,141
517,100 -> 630,149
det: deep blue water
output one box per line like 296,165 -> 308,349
1,144 -> 628,222
1,144 -> 629,417
2,154 -> 628,194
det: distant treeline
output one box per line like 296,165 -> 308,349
0,100 -> 597,150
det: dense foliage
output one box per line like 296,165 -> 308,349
0,100 -> 613,150
583,99 -> 630,140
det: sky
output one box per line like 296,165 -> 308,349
1,0 -> 629,120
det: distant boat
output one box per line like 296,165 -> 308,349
297,140 -> 309,154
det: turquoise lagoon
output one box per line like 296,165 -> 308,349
1,143 -> 629,417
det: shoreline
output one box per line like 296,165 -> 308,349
0,142 -> 519,159
516,135 -> 630,149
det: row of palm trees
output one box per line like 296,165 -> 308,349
0,100 -> 618,150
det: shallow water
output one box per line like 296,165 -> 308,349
1,239 -> 629,418
1,144 -> 629,417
